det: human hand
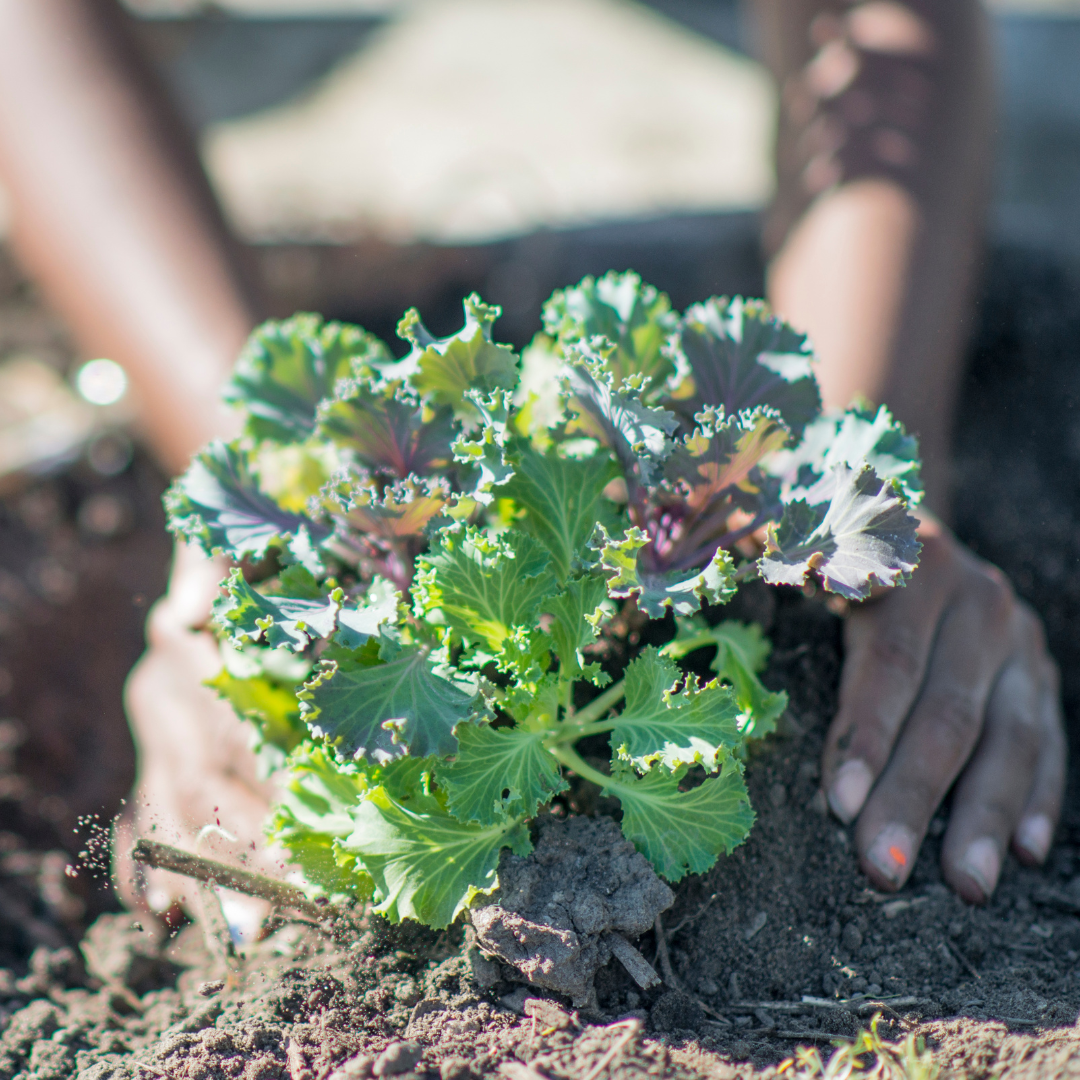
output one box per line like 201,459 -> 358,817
115,542 -> 279,922
821,514 -> 1066,903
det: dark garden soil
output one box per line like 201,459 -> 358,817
0,245 -> 1079,1077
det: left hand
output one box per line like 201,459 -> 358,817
821,514 -> 1066,902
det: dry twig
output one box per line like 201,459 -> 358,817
131,839 -> 328,921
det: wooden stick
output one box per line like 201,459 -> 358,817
131,839 -> 328,921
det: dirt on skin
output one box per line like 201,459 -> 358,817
1,245 -> 1080,1077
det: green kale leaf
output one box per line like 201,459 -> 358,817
343,786 -> 532,928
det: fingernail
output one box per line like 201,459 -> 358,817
1015,814 -> 1053,863
959,837 -> 1001,901
865,824 -> 916,888
828,760 -> 873,824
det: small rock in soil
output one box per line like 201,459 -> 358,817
329,1053 -> 377,1080
522,996 -> 576,1030
373,1040 -> 423,1077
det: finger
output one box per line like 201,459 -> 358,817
1013,657 -> 1067,866
940,641 -> 1042,903
822,535 -> 954,823
853,577 -> 1013,890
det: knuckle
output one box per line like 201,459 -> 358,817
969,568 -> 1014,623
922,685 -> 983,752
865,625 -> 924,682
994,705 -> 1043,764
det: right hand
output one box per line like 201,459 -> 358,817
114,543 -> 280,921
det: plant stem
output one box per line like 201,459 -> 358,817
549,744 -> 614,790
566,678 -> 625,727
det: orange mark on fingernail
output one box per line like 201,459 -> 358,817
889,845 -> 907,867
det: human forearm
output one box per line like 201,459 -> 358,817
0,0 -> 258,474
754,0 -> 995,516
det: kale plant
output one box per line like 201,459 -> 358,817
166,272 -> 921,928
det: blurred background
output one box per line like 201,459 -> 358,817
0,0 -> 1078,938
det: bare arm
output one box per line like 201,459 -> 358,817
0,0 -> 256,473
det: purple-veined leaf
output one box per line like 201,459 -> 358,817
759,463 -> 920,600
316,380 -> 455,479
674,297 -> 820,438
563,341 -> 679,486
165,440 -> 329,561
664,406 -> 789,514
317,472 -> 450,544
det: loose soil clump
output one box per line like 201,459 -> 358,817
470,816 -> 673,1009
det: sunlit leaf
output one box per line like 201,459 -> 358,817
543,271 -> 679,392
343,786 -> 531,927
594,524 -> 736,617
165,440 -> 329,561
609,648 -> 742,772
223,314 -> 390,443
435,723 -> 567,826
606,760 -> 754,882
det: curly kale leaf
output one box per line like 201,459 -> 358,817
605,759 -> 754,883
223,314 -> 390,444
213,565 -> 341,652
563,343 -> 679,487
316,381 -> 456,479
299,639 -> 480,762
318,473 -> 450,545
770,404 -> 923,506
675,297 -> 820,438
343,786 -> 532,928
451,390 -> 515,504
759,463 -> 921,599
414,528 -> 558,671
335,577 -> 401,649
543,270 -> 679,392
390,294 -> 519,413
165,440 -> 329,561
501,443 -> 620,582
609,648 -> 742,772
663,620 -> 787,739
435,723 -> 567,827
664,406 -> 788,515
595,524 -> 735,617
267,744 -> 374,898
540,575 -> 610,682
